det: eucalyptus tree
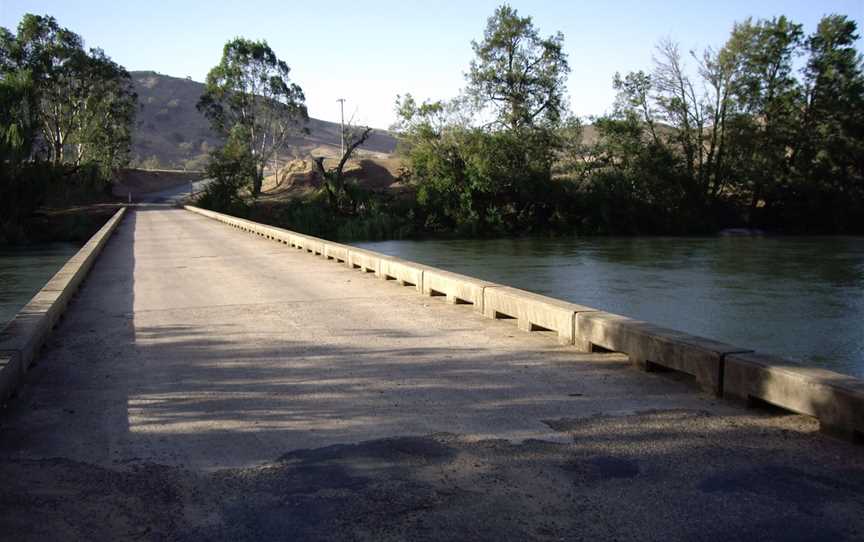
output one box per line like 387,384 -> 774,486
5,14 -> 136,170
723,17 -> 804,210
800,16 -> 864,184
198,38 -> 307,196
0,27 -> 35,164
466,4 -> 569,131
74,48 -> 137,173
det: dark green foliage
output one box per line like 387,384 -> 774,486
394,4 -> 572,237
0,162 -> 112,243
3,14 -> 136,170
195,130 -> 255,216
572,13 -> 864,234
467,4 -> 569,130
203,5 -> 863,239
198,38 -> 307,196
249,195 -> 414,242
0,13 -> 135,243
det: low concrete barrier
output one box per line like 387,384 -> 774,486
289,232 -> 306,250
422,268 -> 497,313
307,238 -> 325,257
575,312 -> 752,396
0,206 -> 127,404
347,247 -> 386,275
323,242 -> 350,264
484,287 -> 596,345
183,205 -> 864,442
291,233 -> 324,256
724,352 -> 864,441
378,258 -> 429,293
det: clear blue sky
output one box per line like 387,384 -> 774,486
2,1 -> 862,128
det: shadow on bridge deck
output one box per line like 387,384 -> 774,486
1,207 -> 862,541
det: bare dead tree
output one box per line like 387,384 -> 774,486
313,125 -> 373,212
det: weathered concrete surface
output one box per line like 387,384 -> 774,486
379,257 -> 429,292
0,207 -> 126,404
484,286 -> 596,345
422,267 -> 494,313
348,247 -> 386,275
323,241 -> 350,263
576,312 -> 753,396
725,352 -> 864,441
1,207 -> 863,541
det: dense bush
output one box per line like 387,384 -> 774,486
0,162 -> 112,243
199,7 -> 864,241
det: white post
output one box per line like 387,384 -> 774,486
337,98 -> 346,156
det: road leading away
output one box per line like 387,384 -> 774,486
138,177 -> 214,204
1,207 -> 862,541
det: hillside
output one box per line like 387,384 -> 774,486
129,71 -> 398,170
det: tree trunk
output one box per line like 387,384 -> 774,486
253,166 -> 264,196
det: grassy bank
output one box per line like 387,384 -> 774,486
24,204 -> 124,245
0,163 -> 120,245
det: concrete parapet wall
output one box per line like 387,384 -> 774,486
378,258 -> 429,292
0,206 -> 127,405
484,287 -> 596,345
290,233 -> 307,249
347,248 -> 385,275
724,352 -> 864,440
295,235 -> 324,256
422,268 -> 496,313
183,205 -> 864,442
576,312 -> 752,396
323,242 -> 350,264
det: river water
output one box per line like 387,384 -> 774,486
356,236 -> 864,378
0,244 -> 79,329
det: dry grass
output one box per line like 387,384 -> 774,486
259,154 -> 407,203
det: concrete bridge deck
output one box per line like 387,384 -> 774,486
1,207 -> 862,541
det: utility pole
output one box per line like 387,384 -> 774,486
336,98 -> 346,156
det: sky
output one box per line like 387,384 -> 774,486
2,1 -> 862,128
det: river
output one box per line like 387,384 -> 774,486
0,244 -> 80,329
356,236 -> 864,379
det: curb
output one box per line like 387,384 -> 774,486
183,205 -> 864,442
0,206 -> 127,405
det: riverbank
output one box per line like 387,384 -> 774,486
1,165 -> 194,245
0,204 -> 121,329
23,204 -> 124,245
202,175 -> 861,244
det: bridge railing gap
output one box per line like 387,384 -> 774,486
183,205 -> 864,443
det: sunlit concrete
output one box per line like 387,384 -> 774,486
725,351 -> 864,440
0,208 -> 126,402
484,286 -> 596,345
0,206 -> 761,470
1,206 -> 863,539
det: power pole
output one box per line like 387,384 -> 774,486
336,98 -> 346,156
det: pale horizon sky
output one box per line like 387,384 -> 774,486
2,1 -> 862,129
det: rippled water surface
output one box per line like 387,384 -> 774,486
0,244 -> 79,328
357,236 -> 864,378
